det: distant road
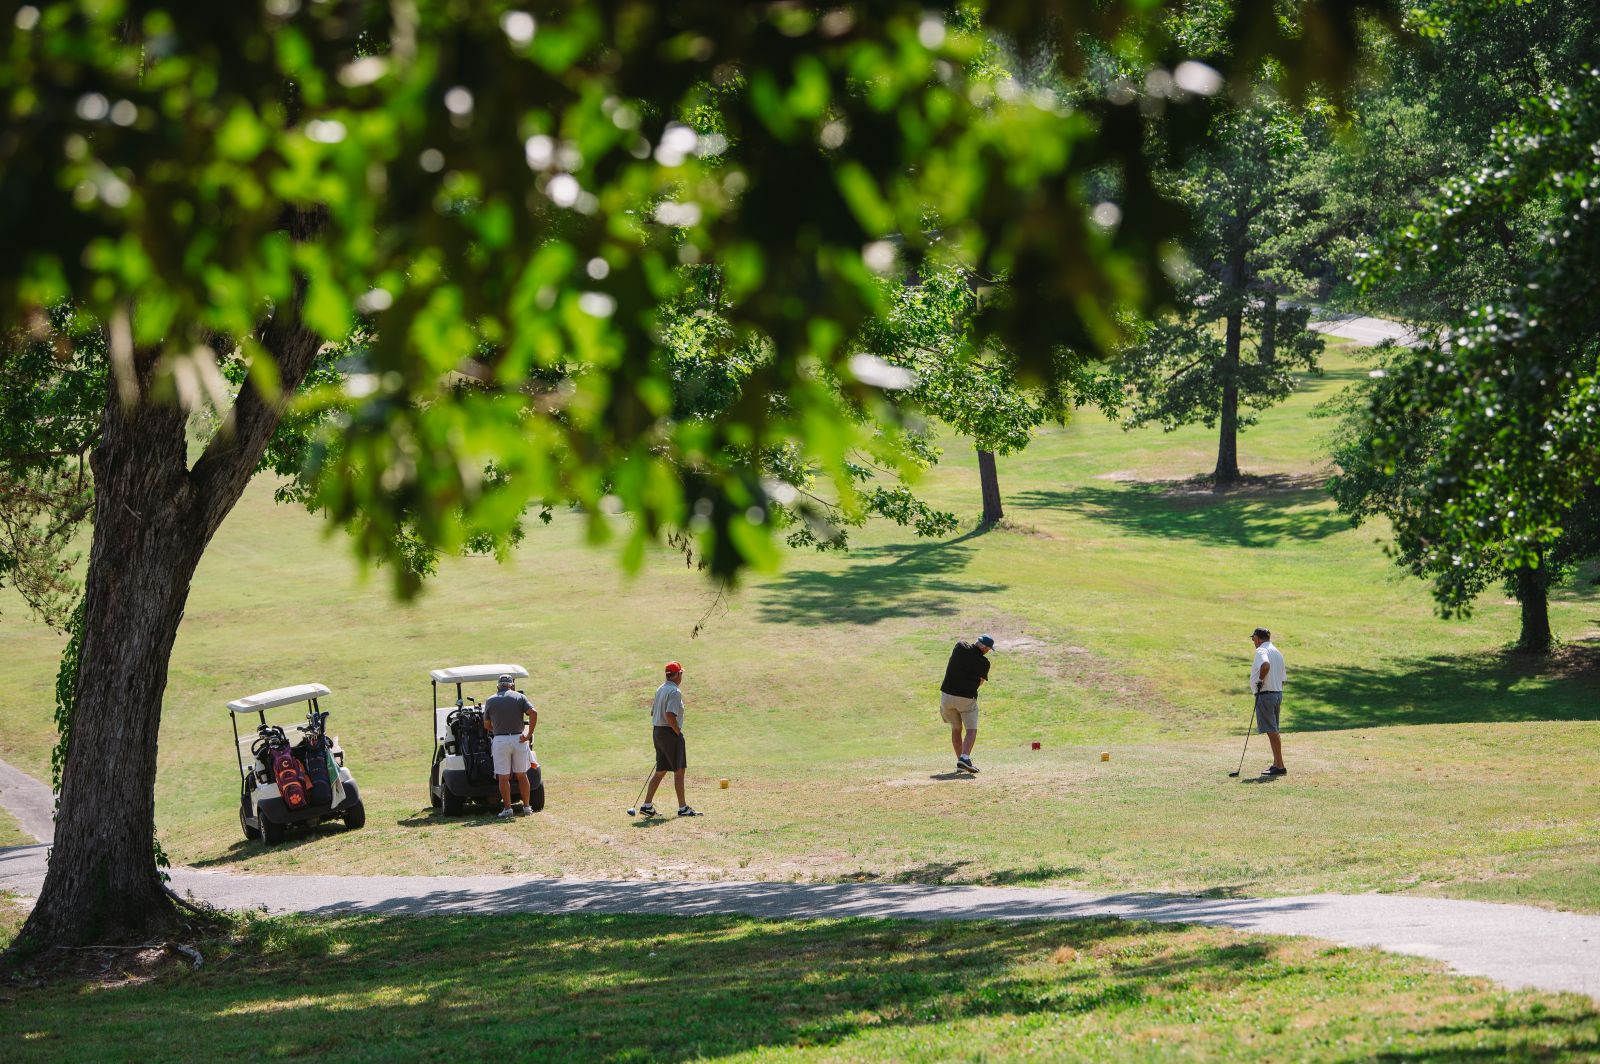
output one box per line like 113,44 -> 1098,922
1297,304 -> 1425,348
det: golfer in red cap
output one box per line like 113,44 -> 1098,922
640,661 -> 698,817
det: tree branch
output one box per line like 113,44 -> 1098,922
189,208 -> 328,533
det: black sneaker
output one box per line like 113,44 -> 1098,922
638,803 -> 657,817
957,756 -> 979,774
1265,765 -> 1287,776
677,806 -> 700,817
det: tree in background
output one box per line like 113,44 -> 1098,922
1115,98 -> 1326,484
0,0 -> 1391,948
1314,0 -> 1600,324
1332,71 -> 1600,652
861,268 -> 1115,525
1325,2 -> 1600,652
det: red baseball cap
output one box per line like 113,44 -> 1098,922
664,661 -> 682,675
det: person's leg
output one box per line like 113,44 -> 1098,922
644,769 -> 667,803
497,774 -> 512,810
516,770 -> 531,806
1267,731 -> 1285,769
961,727 -> 978,757
673,769 -> 687,808
949,722 -> 963,757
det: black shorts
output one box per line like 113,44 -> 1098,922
653,725 -> 687,772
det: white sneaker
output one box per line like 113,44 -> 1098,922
497,807 -> 515,819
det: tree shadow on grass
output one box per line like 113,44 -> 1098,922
190,817 -> 397,870
1288,646 -> 1600,731
16,909 -> 1597,1059
843,861 -> 1086,886
754,526 -> 1004,626
1013,479 -> 1349,548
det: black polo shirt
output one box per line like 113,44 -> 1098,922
940,641 -> 990,698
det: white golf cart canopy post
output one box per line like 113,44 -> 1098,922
227,683 -> 331,778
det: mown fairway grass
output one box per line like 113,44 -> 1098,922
0,343 -> 1596,908
3,910 -> 1599,1062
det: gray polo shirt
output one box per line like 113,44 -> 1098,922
651,681 -> 684,728
484,690 -> 533,735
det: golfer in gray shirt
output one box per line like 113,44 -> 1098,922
640,661 -> 697,818
484,674 -> 537,818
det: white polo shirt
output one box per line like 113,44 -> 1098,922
1252,641 -> 1285,692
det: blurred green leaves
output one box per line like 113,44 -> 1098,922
0,0 -> 1395,587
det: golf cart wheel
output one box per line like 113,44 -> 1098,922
528,782 -> 545,813
343,801 -> 366,831
429,755 -> 443,810
240,801 -> 261,841
441,782 -> 466,816
261,816 -> 287,846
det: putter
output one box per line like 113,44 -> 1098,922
625,770 -> 654,817
1227,697 -> 1255,778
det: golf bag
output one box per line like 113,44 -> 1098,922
256,725 -> 311,811
300,709 -> 334,807
448,704 -> 495,787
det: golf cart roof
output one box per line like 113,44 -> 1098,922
226,683 -> 331,715
429,664 -> 528,684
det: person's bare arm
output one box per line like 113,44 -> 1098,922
1256,661 -> 1269,691
522,705 -> 536,743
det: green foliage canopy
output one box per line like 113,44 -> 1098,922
1,0 -> 1392,587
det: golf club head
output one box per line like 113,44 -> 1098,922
1227,770 -> 1241,777
626,807 -> 637,816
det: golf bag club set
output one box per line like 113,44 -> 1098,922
228,663 -> 548,847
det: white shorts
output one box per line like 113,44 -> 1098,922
491,734 -> 531,775
939,692 -> 979,729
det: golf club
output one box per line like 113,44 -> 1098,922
1227,696 -> 1255,777
625,770 -> 654,816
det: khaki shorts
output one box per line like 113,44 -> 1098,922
491,734 -> 532,775
939,692 -> 979,729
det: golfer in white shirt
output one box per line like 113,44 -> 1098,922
1251,627 -> 1287,776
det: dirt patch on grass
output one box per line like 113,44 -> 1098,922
947,610 -> 1190,725
993,518 -> 1063,540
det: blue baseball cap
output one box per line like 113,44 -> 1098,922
977,634 -> 996,649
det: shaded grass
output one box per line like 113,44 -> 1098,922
0,807 -> 32,848
2,911 -> 1598,1062
0,343 -> 1597,909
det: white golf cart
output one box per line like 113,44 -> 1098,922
230,682 -> 365,845
427,664 -> 545,815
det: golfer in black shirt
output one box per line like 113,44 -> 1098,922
940,634 -> 994,774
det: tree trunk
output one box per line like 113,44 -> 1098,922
20,394 -> 209,944
1214,311 -> 1242,486
20,214 -> 325,949
1514,564 -> 1553,654
977,448 -> 1003,526
1214,218 -> 1247,487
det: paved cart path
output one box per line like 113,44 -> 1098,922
1,759 -> 1596,1002
1306,310 -> 1424,347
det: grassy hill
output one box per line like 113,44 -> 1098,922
2,342 -> 1597,908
